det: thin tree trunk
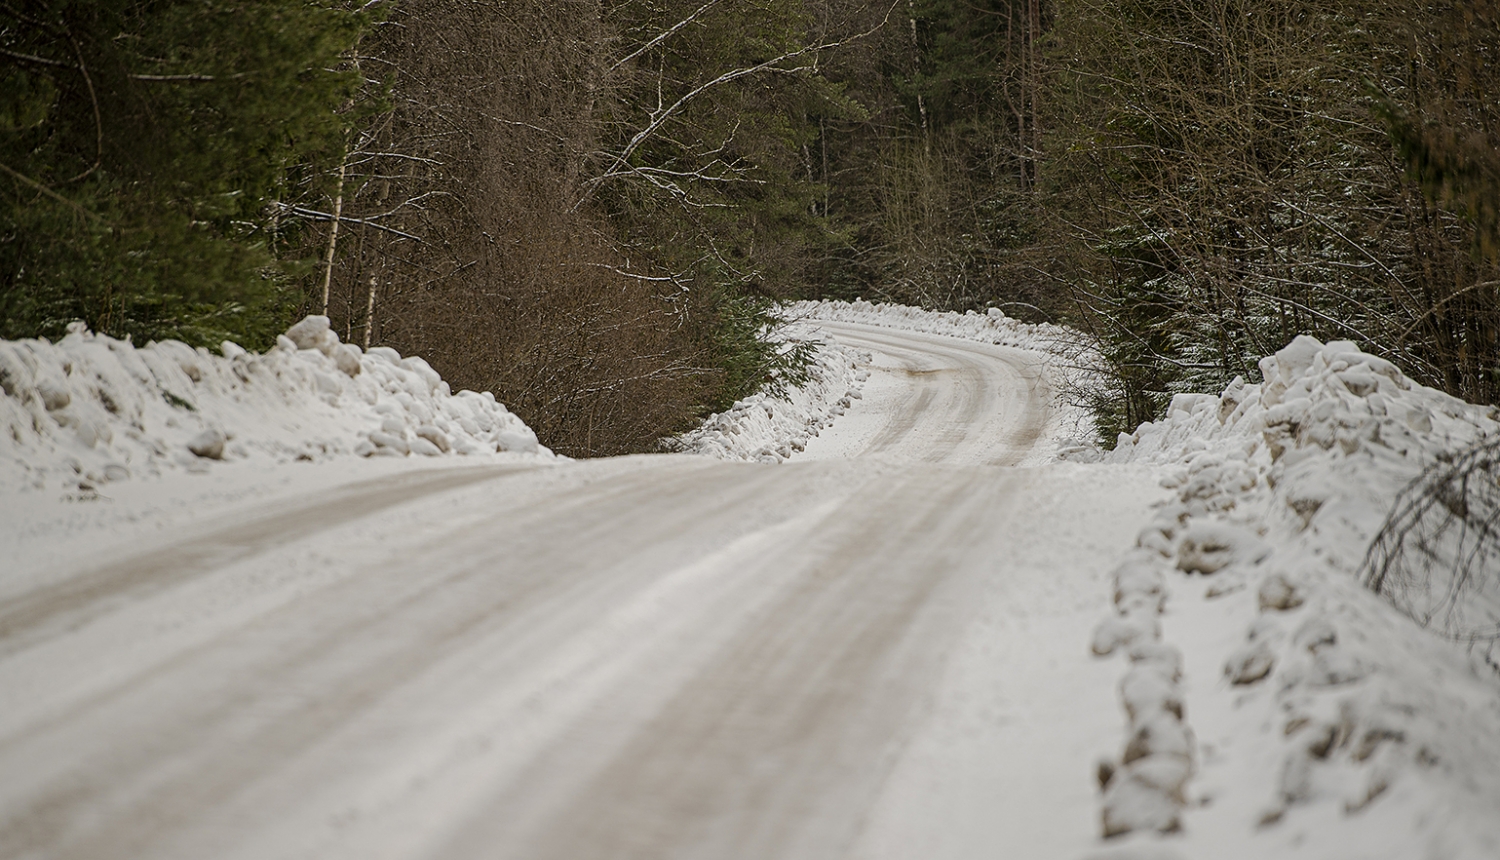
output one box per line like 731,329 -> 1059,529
1028,0 -> 1041,189
319,147 -> 349,316
908,0 -> 929,155
821,116 -> 829,218
363,274 -> 377,350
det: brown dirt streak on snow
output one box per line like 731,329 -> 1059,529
0,465 -> 534,657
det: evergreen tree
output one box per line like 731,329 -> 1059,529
0,0 -> 373,348
1045,0 -> 1442,437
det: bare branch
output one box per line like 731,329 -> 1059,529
63,30 -> 101,183
129,72 -> 250,83
0,161 -> 104,222
585,262 -> 693,287
580,3 -> 898,207
274,203 -> 422,241
0,46 -> 71,68
608,0 -> 730,73
346,150 -> 444,167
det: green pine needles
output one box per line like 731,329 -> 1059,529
1,0 -> 376,349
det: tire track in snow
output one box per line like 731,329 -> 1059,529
0,464 -> 533,658
802,321 -> 1050,466
0,460 -> 856,860
432,467 -> 1024,860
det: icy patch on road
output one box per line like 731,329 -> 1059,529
665,322 -> 870,463
0,315 -> 553,495
1096,335 -> 1500,857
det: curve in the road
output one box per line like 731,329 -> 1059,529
795,320 -> 1053,466
0,320 -> 1164,860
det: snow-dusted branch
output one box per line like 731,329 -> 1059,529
579,4 -> 897,208
585,262 -> 694,289
273,202 -> 422,242
608,0 -> 731,73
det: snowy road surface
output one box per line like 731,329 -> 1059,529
794,322 -> 1053,466
0,324 -> 1166,859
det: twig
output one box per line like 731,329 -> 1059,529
609,0 -> 730,73
64,30 -> 101,182
274,203 -> 421,241
0,161 -> 104,222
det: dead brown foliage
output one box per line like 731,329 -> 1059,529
315,0 -> 723,457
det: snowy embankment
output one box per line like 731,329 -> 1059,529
672,299 -> 1099,462
0,315 -> 551,495
787,297 -> 1087,356
1088,335 -> 1500,857
665,323 -> 869,462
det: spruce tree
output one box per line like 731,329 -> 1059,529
0,0 -> 372,348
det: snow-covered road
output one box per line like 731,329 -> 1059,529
9,303 -> 1500,859
793,321 -> 1052,466
0,324 -> 1166,860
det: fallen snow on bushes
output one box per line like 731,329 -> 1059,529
785,297 -> 1088,358
665,324 -> 870,462
0,315 -> 553,497
1090,334 -> 1500,858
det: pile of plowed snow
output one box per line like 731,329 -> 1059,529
0,316 -> 552,493
666,323 -> 869,462
1089,334 -> 1500,858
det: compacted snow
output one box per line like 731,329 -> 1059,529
1,302 -> 1497,860
672,299 -> 1098,465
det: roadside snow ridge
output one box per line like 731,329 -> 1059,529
0,315 -> 552,494
1095,334 -> 1500,857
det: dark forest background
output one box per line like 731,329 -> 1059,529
4,0 -> 1497,454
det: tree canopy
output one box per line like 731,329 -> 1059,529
1,0 -> 371,348
4,0 -> 1496,452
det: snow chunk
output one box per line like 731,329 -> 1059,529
1092,612 -> 1161,656
1175,520 -> 1268,575
1101,764 -> 1185,836
284,315 -> 332,350
187,429 -> 226,460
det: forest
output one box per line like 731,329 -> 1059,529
3,0 -> 1497,455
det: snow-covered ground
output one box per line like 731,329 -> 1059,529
671,302 -> 1500,858
2,302 -> 1498,859
1091,335 -> 1500,859
0,315 -> 554,576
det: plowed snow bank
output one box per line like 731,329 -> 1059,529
665,324 -> 869,462
0,316 -> 552,494
1099,335 -> 1500,857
